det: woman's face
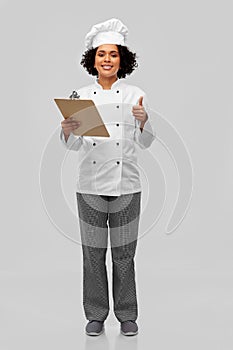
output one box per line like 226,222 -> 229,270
94,44 -> 120,79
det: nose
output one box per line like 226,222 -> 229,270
104,54 -> 111,62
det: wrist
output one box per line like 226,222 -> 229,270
140,114 -> 148,132
64,132 -> 70,142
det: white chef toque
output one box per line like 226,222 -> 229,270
85,18 -> 128,50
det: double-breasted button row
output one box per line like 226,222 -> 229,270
92,160 -> 121,165
93,90 -> 120,94
93,142 -> 119,146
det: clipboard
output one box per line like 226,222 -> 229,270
54,98 -> 110,137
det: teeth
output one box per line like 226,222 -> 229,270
102,65 -> 112,69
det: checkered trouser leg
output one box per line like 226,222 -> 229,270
76,191 -> 141,323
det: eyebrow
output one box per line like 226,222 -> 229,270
97,50 -> 119,53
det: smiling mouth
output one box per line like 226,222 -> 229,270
101,65 -> 113,70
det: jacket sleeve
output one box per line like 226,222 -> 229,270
133,93 -> 156,149
60,129 -> 83,151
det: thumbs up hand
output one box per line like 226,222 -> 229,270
132,96 -> 148,124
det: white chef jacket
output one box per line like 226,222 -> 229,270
60,78 -> 156,196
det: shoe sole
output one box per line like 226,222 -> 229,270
121,330 -> 138,336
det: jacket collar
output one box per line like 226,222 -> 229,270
94,78 -> 122,90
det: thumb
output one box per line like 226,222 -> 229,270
138,96 -> 143,106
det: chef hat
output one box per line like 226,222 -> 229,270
85,18 -> 128,50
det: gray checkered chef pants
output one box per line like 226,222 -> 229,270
76,191 -> 141,323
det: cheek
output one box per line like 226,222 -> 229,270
114,58 -> 120,68
94,57 -> 100,68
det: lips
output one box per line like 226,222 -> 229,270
101,65 -> 113,70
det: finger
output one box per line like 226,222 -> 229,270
61,119 -> 72,125
66,117 -> 77,123
134,116 -> 143,122
138,96 -> 143,106
71,124 -> 81,129
133,104 -> 144,110
63,119 -> 80,125
132,109 -> 144,116
133,108 -> 144,113
62,121 -> 80,129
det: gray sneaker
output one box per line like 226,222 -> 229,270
120,321 -> 138,336
85,320 -> 104,336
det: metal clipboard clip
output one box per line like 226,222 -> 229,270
69,90 -> 80,99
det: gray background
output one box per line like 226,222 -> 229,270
1,0 -> 233,349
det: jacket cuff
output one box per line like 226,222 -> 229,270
60,129 -> 83,151
134,117 -> 156,149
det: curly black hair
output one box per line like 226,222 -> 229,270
80,45 -> 138,79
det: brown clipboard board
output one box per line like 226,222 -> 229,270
54,98 -> 110,137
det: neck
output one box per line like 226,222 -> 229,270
97,76 -> 118,90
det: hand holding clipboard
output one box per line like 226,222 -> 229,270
54,93 -> 110,138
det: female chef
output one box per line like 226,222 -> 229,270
60,18 -> 156,336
